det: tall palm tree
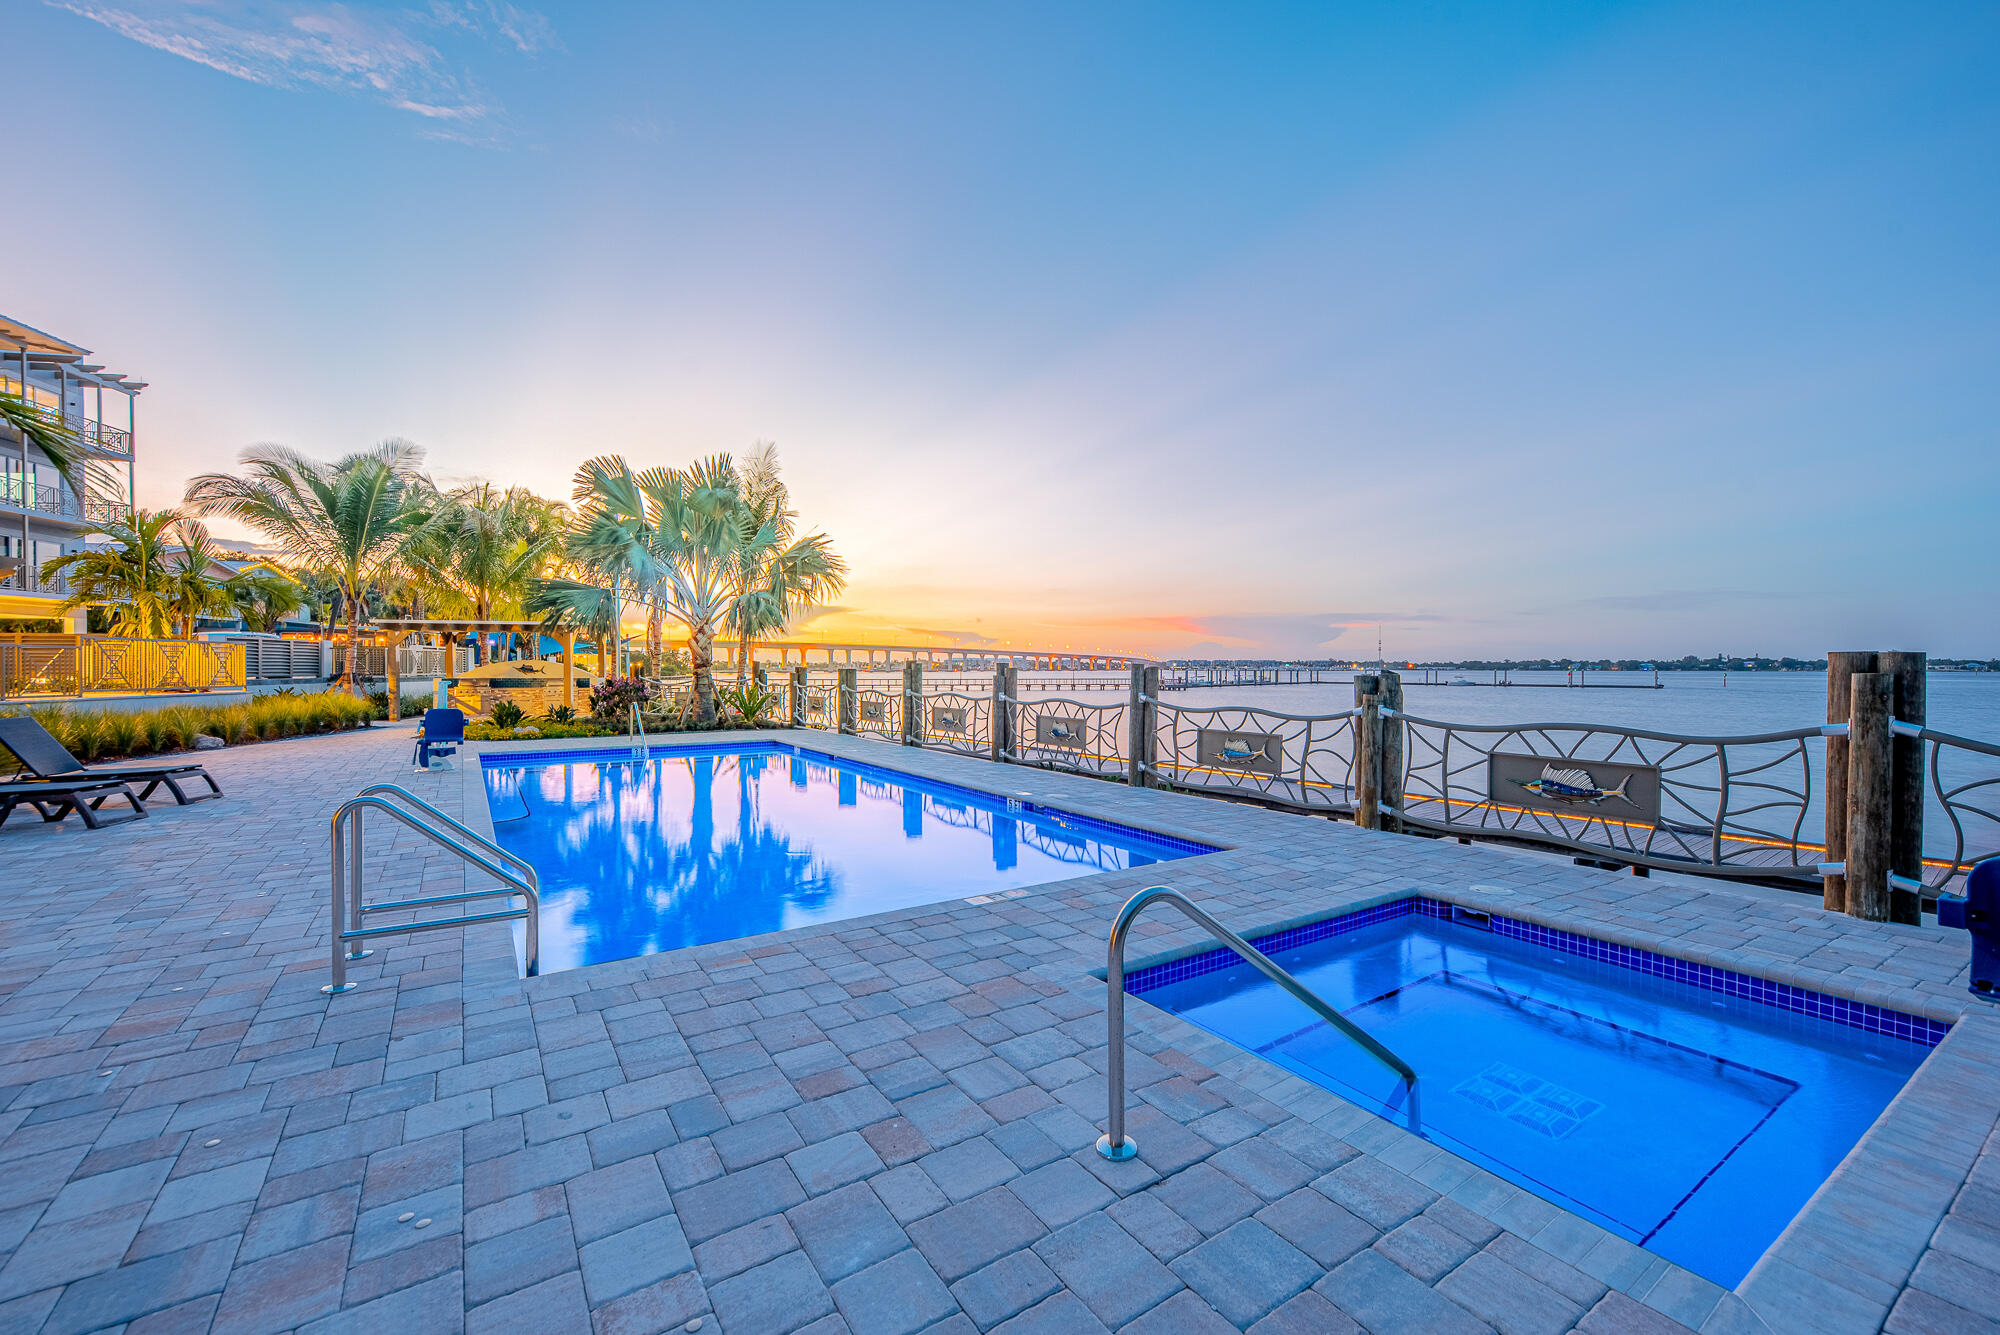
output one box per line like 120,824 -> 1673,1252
183,441 -> 432,694
162,518 -> 233,638
725,444 -> 847,686
529,454 -> 754,724
40,509 -> 180,637
404,482 -> 565,663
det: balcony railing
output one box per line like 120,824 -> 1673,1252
0,566 -> 70,598
0,634 -> 246,700
0,482 -> 84,520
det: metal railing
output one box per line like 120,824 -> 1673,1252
325,784 -> 540,994
629,703 -> 650,761
0,481 -> 82,518
1099,886 -> 1417,1160
0,567 -> 70,597
1913,725 -> 2000,890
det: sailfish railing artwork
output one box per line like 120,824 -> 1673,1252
782,668 -> 1999,892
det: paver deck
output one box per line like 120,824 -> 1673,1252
1,723 -> 1995,1334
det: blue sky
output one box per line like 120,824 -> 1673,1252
9,1 -> 1997,658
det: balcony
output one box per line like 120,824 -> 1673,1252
1,481 -> 84,521
0,563 -> 70,598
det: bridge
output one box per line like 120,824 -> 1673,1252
702,640 -> 1153,671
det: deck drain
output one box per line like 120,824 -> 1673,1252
205,1139 -> 221,1148
398,1212 -> 415,1223
415,1218 -> 432,1229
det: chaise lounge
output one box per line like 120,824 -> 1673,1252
0,716 -> 225,806
0,778 -> 147,830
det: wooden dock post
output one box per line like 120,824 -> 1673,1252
1356,691 -> 1382,830
991,663 -> 1015,762
1378,669 -> 1405,835
1127,665 -> 1158,787
1846,671 -> 1894,922
837,667 -> 858,735
1880,651 -> 1927,925
791,665 -> 808,728
903,660 -> 923,746
1824,651 -> 1878,912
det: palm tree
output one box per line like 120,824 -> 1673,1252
529,454 -> 754,724
222,567 -> 305,634
404,482 -> 565,663
725,444 -> 847,685
162,518 -> 234,638
183,441 -> 432,694
40,509 -> 180,637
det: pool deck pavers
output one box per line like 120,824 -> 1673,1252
1,723 -> 1995,1334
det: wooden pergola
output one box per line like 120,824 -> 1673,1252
368,618 -> 584,720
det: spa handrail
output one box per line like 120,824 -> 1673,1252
1097,885 -> 1417,1161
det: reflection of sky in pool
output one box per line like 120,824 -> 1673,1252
483,742 -> 1213,971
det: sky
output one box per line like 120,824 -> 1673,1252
7,1 -> 1997,660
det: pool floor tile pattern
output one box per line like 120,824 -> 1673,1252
0,725 -> 1991,1335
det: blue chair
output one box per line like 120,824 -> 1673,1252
413,708 -> 467,772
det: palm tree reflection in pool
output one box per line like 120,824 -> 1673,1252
528,752 -> 840,968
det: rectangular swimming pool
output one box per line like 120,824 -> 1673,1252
482,741 -> 1214,971
1127,897 -> 1944,1287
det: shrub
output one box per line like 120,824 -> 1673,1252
467,719 -> 615,741
1,691 -> 375,763
543,704 -> 577,724
490,700 -> 525,728
588,675 -> 655,721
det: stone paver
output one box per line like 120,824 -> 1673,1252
0,723 -> 1991,1334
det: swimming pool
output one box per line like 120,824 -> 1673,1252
481,741 -> 1214,971
1127,897 -> 1943,1287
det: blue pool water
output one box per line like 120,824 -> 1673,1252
1129,899 -> 1941,1286
482,742 -> 1213,971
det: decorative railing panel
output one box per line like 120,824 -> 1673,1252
918,689 -> 993,754
1918,727 -> 2000,891
1151,701 -> 1360,812
1006,695 -> 1129,777
1396,714 -> 1819,878
855,681 -> 902,739
0,636 -> 246,698
0,567 -> 70,597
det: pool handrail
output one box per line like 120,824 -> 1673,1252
1097,885 -> 1418,1161
324,787 -> 540,995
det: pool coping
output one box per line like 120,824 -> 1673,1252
454,726 -> 2000,1335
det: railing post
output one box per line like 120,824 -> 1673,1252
1824,651 -> 1876,912
838,667 -> 858,735
1356,693 -> 1382,829
903,660 -> 923,746
1846,671 -> 1894,921
791,665 -> 808,728
1378,669 -> 1404,834
1127,664 -> 1158,788
1881,651 -> 1927,924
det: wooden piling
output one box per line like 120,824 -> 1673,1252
991,664 -> 1014,762
1845,671 -> 1894,921
1127,665 -> 1147,788
1823,651 -> 1878,912
791,666 -> 808,728
1378,670 -> 1405,835
1356,693 -> 1382,830
1880,651 -> 1927,925
837,667 -> 858,735
903,660 -> 923,746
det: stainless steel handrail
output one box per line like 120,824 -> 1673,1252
1097,885 -> 1417,1161
630,702 -> 649,761
325,793 -> 540,995
356,784 -> 538,886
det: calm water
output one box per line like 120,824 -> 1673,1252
482,741 -> 1211,971
1137,907 -> 1932,1286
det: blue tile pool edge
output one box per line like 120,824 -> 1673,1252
1122,895 -> 1950,1049
477,738 -> 1223,859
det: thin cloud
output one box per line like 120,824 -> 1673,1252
51,0 -> 554,140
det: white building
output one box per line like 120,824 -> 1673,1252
1,313 -> 142,630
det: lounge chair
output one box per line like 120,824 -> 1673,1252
0,778 -> 147,830
413,708 -> 467,772
0,716 -> 223,805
